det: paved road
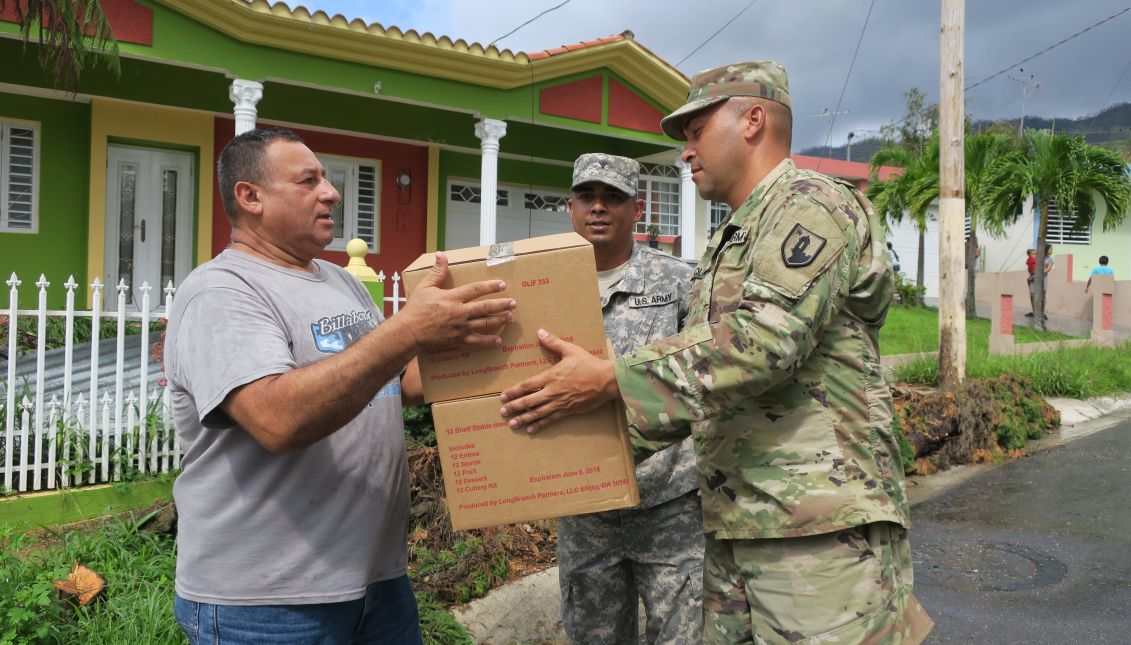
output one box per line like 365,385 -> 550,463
913,419 -> 1131,643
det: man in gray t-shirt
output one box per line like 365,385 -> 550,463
166,128 -> 515,644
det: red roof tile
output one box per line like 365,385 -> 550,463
527,34 -> 626,60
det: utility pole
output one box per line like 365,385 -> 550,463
846,129 -> 876,163
812,108 -> 849,158
938,0 -> 966,390
1008,71 -> 1040,135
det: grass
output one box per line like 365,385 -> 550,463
893,341 -> 1131,399
882,305 -> 1131,398
880,305 -> 1078,356
0,504 -> 471,645
0,516 -> 181,644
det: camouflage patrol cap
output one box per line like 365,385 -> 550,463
661,60 -> 792,140
571,153 -> 640,196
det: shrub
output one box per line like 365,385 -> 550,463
892,412 -> 916,473
404,405 -> 436,447
893,272 -> 926,307
892,375 -> 1059,473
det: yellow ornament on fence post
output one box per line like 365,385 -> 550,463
342,238 -> 384,308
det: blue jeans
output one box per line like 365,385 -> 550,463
174,575 -> 422,644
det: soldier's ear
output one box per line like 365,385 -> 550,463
739,100 -> 766,142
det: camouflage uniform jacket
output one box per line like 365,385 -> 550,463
612,158 -> 910,539
604,242 -> 697,509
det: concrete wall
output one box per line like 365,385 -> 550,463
975,254 -> 1130,333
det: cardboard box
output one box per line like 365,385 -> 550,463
431,395 -> 639,531
404,233 -> 638,529
402,233 -> 609,403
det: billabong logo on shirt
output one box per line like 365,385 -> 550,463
310,309 -> 376,353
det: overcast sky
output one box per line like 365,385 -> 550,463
302,0 -> 1131,152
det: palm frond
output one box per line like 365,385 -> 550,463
0,0 -> 120,91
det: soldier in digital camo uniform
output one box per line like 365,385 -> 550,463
500,62 -> 934,643
557,153 -> 701,644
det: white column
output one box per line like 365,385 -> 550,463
229,79 -> 264,136
677,159 -> 697,262
474,118 -> 507,246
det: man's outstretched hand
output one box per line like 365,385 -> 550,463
399,251 -> 516,350
499,329 -> 620,433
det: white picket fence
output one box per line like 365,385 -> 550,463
1,270 -> 407,494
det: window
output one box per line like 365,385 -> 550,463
450,183 -> 508,206
1044,203 -> 1091,245
317,154 -> 379,250
709,201 -> 730,239
1,120 -> 39,233
635,163 -> 681,237
524,191 -> 568,212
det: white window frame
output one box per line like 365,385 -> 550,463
317,153 -> 380,252
709,201 -> 730,239
1044,202 -> 1091,245
635,163 -> 681,237
1,118 -> 40,234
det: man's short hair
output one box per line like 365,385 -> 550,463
1100,255 -> 1109,265
729,96 -> 792,148
217,127 -> 305,222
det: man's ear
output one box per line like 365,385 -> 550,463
742,102 -> 766,142
233,180 -> 263,217
633,198 -> 645,223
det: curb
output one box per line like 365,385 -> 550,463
452,393 -> 1131,644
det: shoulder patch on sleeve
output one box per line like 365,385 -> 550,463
752,203 -> 847,299
780,223 -> 826,267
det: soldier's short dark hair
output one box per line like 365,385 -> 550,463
217,127 -> 305,223
730,97 -> 792,148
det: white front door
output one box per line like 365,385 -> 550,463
104,145 -> 194,309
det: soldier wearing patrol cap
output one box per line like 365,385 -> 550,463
500,61 -> 934,644
557,153 -> 701,644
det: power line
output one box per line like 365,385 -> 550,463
965,7 -> 1130,92
1083,54 -> 1131,138
817,0 -> 875,170
490,0 -> 573,47
884,7 -> 1131,138
676,0 -> 759,67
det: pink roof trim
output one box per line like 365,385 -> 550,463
791,154 -> 901,181
527,35 -> 626,60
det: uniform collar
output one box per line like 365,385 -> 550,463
600,242 -> 649,305
727,157 -> 796,228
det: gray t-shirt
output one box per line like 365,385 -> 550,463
166,249 -> 409,605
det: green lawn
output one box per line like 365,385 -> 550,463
882,305 -> 1131,399
880,305 -> 1078,356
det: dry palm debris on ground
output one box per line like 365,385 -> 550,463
407,446 -> 557,604
892,374 -> 1060,475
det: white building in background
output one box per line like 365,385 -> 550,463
889,191 -> 1131,308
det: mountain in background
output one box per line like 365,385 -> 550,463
800,102 -> 1131,165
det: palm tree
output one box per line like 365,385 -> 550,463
904,133 -> 1024,313
868,138 -> 939,301
984,130 -> 1131,330
0,0 -> 119,90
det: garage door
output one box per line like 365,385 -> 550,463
445,180 -> 573,249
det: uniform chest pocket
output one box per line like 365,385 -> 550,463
623,293 -> 681,350
707,228 -> 754,323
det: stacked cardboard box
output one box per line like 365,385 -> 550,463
403,233 -> 638,530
